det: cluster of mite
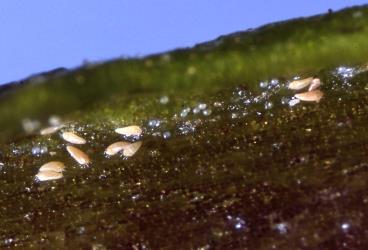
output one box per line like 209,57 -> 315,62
35,76 -> 322,182
288,76 -> 323,102
35,125 -> 142,182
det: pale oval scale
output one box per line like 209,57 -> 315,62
115,126 -> 142,137
40,125 -> 62,135
308,78 -> 322,91
288,77 -> 313,90
123,141 -> 142,157
62,132 -> 86,144
66,146 -> 90,165
295,90 -> 324,103
105,141 -> 130,156
39,161 -> 65,173
36,170 -> 63,182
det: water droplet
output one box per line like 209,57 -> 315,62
231,113 -> 239,119
264,101 -> 273,110
159,95 -> 169,104
180,108 -> 191,118
31,146 -> 41,156
202,109 -> 212,116
77,226 -> 86,235
99,174 -> 107,180
48,115 -> 62,126
148,119 -> 161,128
12,148 -> 21,155
227,215 -> 246,230
22,118 -> 41,133
152,132 -> 161,137
4,238 -> 14,246
162,131 -> 171,139
336,66 -> 355,78
192,107 -> 201,114
132,194 -> 140,200
178,121 -> 197,135
288,98 -> 300,107
213,101 -> 222,107
274,222 -> 288,234
259,81 -> 268,88
198,103 -> 207,110
341,223 -> 350,231
270,79 -> 279,86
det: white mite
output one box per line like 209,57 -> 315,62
39,161 -> 65,173
308,78 -> 322,91
40,125 -> 62,135
122,141 -> 142,157
66,146 -> 90,165
295,90 -> 324,103
288,77 -> 313,90
62,132 -> 86,144
115,126 -> 142,137
105,141 -> 130,156
36,170 -> 63,182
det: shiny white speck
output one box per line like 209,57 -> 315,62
148,119 -> 161,127
341,223 -> 350,231
198,103 -> 207,110
264,101 -> 273,110
180,108 -> 191,117
202,109 -> 212,116
193,107 -> 201,114
162,131 -> 171,139
275,223 -> 288,234
288,98 -> 300,107
159,96 -> 169,104
259,81 -> 268,88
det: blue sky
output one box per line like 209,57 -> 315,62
0,1 -> 367,84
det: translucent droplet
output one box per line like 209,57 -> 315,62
192,107 -> 201,114
48,115 -> 62,126
202,109 -> 212,116
77,226 -> 86,235
178,121 -> 196,135
4,238 -> 13,246
162,131 -> 171,139
152,132 -> 161,137
31,146 -> 41,155
180,108 -> 191,118
159,96 -> 169,104
148,119 -> 161,127
264,101 -> 273,109
40,146 -> 48,154
270,79 -> 279,86
198,103 -> 207,110
288,98 -> 300,107
231,113 -> 239,119
213,101 -> 222,107
341,223 -> 350,231
22,118 -> 41,133
227,215 -> 246,230
259,81 -> 268,88
274,223 -> 288,234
